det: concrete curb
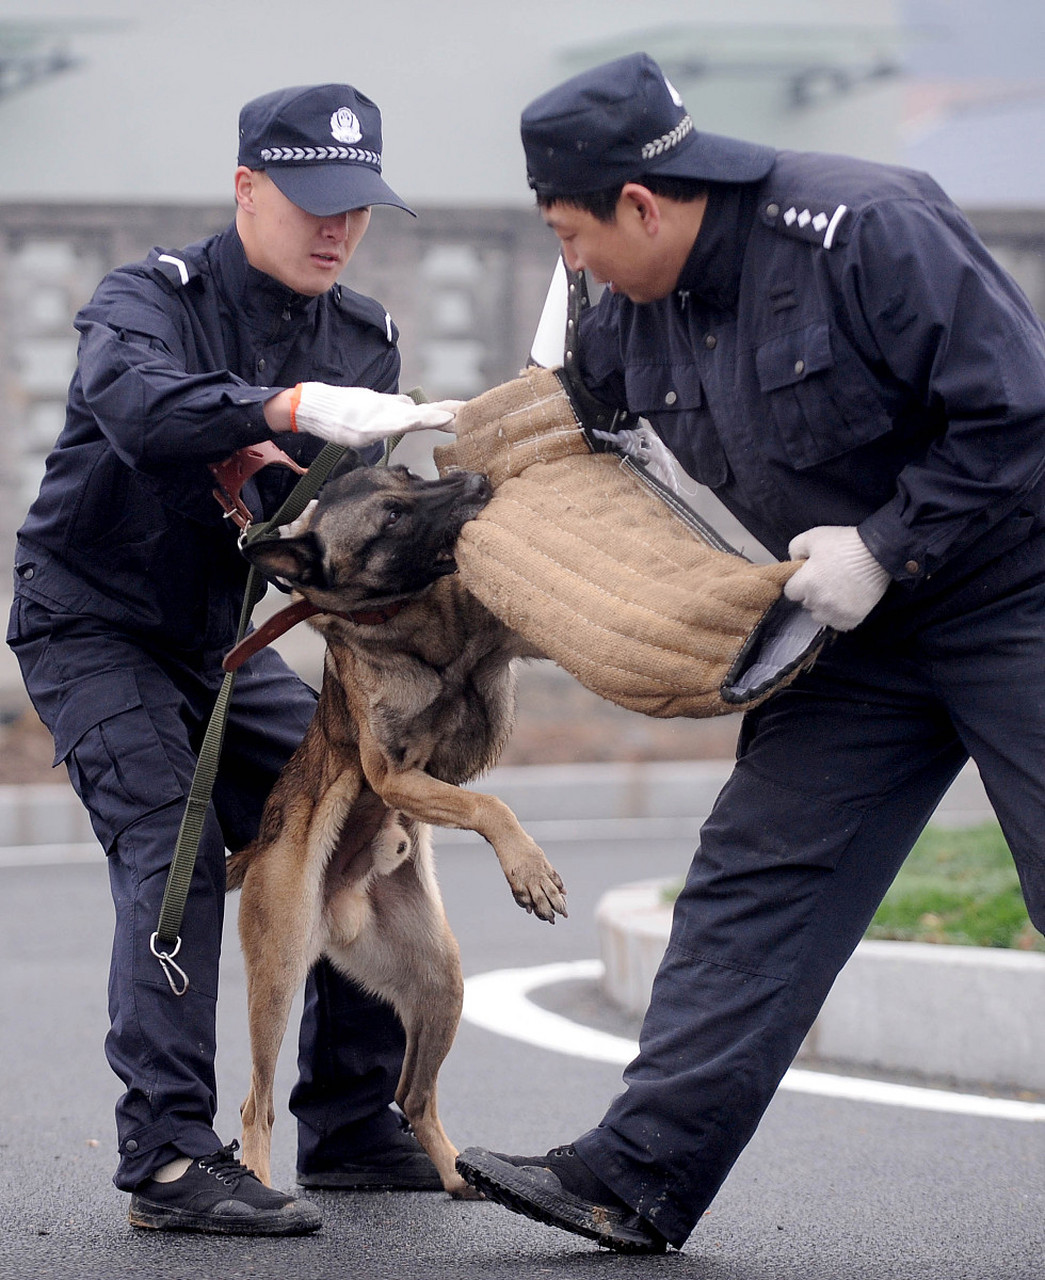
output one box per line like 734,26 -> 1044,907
596,879 -> 1045,1095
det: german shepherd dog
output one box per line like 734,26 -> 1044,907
224,453 -> 567,1198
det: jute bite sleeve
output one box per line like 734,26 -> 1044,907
433,365 -> 825,718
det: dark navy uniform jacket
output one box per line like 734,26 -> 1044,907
578,151 -> 1045,600
15,222 -> 399,650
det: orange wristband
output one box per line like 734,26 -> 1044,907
289,383 -> 303,432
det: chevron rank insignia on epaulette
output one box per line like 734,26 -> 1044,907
762,200 -> 851,249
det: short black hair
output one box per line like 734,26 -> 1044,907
535,174 -> 710,222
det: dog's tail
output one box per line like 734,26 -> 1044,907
224,844 -> 255,893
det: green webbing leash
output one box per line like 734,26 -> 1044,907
151,439 -> 349,994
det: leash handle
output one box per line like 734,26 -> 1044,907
210,440 -> 307,531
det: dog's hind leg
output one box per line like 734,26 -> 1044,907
329,827 -> 477,1198
237,842 -> 322,1187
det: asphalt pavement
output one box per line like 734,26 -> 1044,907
2,828 -> 1042,1280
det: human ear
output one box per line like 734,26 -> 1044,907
234,166 -> 257,214
620,183 -> 661,235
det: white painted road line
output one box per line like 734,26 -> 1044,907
465,960 -> 634,1064
462,960 -> 1045,1124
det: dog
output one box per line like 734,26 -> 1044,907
224,452 -> 567,1197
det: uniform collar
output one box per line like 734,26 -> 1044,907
675,182 -> 759,312
213,224 -> 320,330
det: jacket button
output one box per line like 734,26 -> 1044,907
794,359 -> 805,375
704,334 -> 717,349
125,1140 -> 139,1153
905,559 -> 920,574
766,202 -> 780,218
257,358 -> 266,373
664,390 -> 677,406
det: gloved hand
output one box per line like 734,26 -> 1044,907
290,383 -> 461,446
783,525 -> 891,631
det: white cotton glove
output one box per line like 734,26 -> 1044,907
290,383 -> 460,446
783,526 -> 891,631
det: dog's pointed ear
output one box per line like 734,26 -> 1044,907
243,531 -> 327,588
323,448 -> 363,486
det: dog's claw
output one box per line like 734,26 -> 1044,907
515,881 -> 568,925
505,845 -> 568,923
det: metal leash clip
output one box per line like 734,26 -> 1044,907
150,932 -> 189,996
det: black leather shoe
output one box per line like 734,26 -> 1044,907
455,1145 -> 668,1254
297,1124 -> 443,1191
129,1141 -> 321,1235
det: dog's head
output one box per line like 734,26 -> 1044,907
243,451 -> 492,612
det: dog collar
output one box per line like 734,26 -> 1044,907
344,601 -> 406,627
222,597 -> 406,672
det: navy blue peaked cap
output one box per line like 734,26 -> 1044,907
238,83 -> 414,217
521,52 -> 775,196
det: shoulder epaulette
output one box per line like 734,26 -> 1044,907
146,248 -> 203,289
333,284 -> 398,345
759,198 -> 852,250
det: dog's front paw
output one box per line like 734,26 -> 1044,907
509,852 -> 568,924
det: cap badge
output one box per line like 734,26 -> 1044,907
330,107 -> 363,144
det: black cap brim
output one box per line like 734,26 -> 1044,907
267,163 -> 415,217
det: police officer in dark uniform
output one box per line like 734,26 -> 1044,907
8,82 -> 460,1235
457,52 -> 1045,1254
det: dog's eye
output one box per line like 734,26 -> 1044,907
385,507 -> 404,526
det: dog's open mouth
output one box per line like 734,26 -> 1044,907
432,476 -> 492,573
431,546 -> 460,577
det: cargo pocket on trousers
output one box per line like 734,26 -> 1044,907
51,671 -> 185,854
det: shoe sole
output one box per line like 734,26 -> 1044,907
129,1201 -> 321,1236
455,1150 -> 667,1255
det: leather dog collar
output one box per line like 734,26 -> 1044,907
222,597 -> 405,671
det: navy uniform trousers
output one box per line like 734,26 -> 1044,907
574,529 -> 1045,1249
8,595 -> 406,1190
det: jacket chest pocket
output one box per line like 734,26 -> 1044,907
624,363 -> 730,488
755,322 -> 892,469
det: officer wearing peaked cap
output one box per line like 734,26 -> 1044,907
457,52 -> 1045,1254
8,82 -> 459,1235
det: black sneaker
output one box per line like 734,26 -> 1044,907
455,1145 -> 668,1254
129,1141 -> 321,1236
297,1121 -> 443,1191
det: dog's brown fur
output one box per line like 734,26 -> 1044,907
224,455 -> 567,1196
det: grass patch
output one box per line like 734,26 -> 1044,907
867,821 -> 1044,951
661,821 -> 1045,951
